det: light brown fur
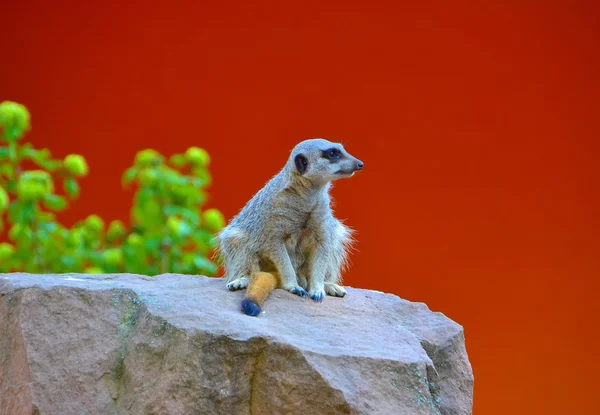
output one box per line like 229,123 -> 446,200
244,272 -> 280,311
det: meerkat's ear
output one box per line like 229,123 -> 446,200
294,154 -> 309,174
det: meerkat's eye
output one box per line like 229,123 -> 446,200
322,148 -> 341,161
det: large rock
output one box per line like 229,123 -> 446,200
0,273 -> 473,415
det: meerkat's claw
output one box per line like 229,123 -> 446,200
285,285 -> 309,298
309,289 -> 326,302
226,277 -> 249,291
324,283 -> 347,297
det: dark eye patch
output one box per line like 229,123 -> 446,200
321,148 -> 342,162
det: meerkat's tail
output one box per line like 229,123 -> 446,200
241,271 -> 279,316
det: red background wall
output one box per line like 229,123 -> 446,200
2,0 -> 599,413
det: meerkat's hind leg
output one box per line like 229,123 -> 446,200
324,262 -> 348,298
225,256 -> 260,290
224,251 -> 260,291
226,277 -> 249,291
219,227 -> 253,291
324,260 -> 347,297
324,282 -> 347,297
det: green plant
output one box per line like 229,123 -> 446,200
0,100 -> 225,276
119,146 -> 225,275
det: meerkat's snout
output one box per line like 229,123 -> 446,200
346,153 -> 364,174
341,146 -> 363,173
348,159 -> 363,176
331,150 -> 364,178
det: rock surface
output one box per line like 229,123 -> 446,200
0,273 -> 473,415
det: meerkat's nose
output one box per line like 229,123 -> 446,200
356,160 -> 364,171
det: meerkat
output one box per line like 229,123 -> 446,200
215,138 -> 363,316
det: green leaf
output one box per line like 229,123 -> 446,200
0,147 -> 9,160
134,187 -> 154,206
177,220 -> 192,238
169,154 -> 187,168
8,224 -> 33,244
8,201 -> 36,225
42,194 -> 68,212
40,222 -> 58,233
164,205 -> 200,226
30,148 -> 51,165
40,159 -> 62,172
38,211 -> 56,223
132,198 -> 163,229
191,229 -> 214,245
121,167 -> 137,187
63,178 -> 80,198
37,229 -> 50,245
0,163 -> 13,180
144,236 -> 162,252
192,167 -> 212,187
171,174 -> 188,187
18,142 -> 34,160
7,201 -> 21,223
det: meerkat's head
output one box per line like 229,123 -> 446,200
289,138 -> 364,185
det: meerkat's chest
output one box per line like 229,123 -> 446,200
270,193 -> 327,250
283,210 -> 322,252
284,227 -> 318,256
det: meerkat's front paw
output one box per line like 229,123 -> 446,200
226,277 -> 249,291
324,282 -> 347,297
283,285 -> 308,298
308,288 -> 326,302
